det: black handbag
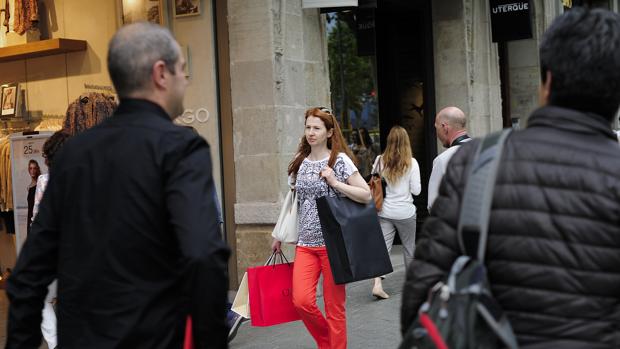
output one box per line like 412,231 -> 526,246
316,191 -> 393,285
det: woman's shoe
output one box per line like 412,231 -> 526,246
372,286 -> 389,300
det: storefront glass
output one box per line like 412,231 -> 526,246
0,1 -> 222,345
327,12 -> 380,179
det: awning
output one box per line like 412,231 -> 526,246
302,0 -> 358,9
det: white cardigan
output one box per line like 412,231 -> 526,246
372,156 -> 421,220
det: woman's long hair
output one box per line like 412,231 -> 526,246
381,126 -> 412,184
288,107 -> 356,177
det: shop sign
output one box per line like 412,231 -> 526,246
177,108 -> 211,124
356,9 -> 375,56
490,0 -> 533,42
302,0 -> 358,9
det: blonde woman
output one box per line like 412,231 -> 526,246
370,126 -> 421,299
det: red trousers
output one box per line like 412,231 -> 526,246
292,246 -> 347,349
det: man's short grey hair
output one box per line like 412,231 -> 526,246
107,22 -> 179,98
438,106 -> 467,129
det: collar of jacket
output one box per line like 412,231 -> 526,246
115,98 -> 172,121
450,134 -> 470,147
527,105 -> 617,141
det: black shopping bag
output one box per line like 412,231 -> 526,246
316,195 -> 393,284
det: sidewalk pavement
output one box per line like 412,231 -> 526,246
230,245 -> 407,349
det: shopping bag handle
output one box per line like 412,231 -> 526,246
265,251 -> 291,267
324,179 -> 343,201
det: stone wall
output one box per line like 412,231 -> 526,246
507,0 -> 564,128
228,0 -> 330,283
432,0 -> 569,135
432,0 -> 503,140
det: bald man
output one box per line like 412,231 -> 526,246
427,107 -> 470,212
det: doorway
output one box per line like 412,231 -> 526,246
326,0 -> 436,237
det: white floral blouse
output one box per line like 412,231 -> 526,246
294,153 -> 357,247
32,173 -> 49,221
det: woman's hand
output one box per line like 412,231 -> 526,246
271,239 -> 282,253
320,166 -> 338,188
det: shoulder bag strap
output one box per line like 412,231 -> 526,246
371,155 -> 382,175
457,129 -> 512,261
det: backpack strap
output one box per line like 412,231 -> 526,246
457,129 -> 512,261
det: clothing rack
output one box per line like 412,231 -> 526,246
34,114 -> 64,132
0,119 -> 35,135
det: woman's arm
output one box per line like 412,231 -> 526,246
410,159 -> 421,196
321,167 -> 371,204
32,175 -> 49,220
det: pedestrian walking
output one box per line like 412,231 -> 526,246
350,127 -> 379,180
427,106 -> 470,213
272,106 -> 371,349
369,126 -> 420,299
6,22 -> 230,349
31,130 -> 70,349
402,8 -> 620,348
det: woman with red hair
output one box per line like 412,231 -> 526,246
272,107 -> 371,349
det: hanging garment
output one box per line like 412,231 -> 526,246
2,0 -> 9,33
63,93 -> 117,136
0,211 -> 15,235
13,0 -> 38,35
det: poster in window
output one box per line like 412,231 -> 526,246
10,132 -> 52,254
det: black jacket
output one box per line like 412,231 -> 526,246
402,106 -> 620,348
6,99 -> 230,349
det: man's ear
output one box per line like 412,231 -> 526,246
539,70 -> 552,107
152,60 -> 167,90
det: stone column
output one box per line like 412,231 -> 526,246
227,0 -> 330,282
508,1 -> 564,127
432,0 -> 503,138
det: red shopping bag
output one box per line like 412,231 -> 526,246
183,316 -> 194,349
248,253 -> 301,327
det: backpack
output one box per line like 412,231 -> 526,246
399,129 -> 519,349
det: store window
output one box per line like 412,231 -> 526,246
324,1 -> 436,225
326,12 -> 380,179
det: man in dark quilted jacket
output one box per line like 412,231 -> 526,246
402,7 -> 620,349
